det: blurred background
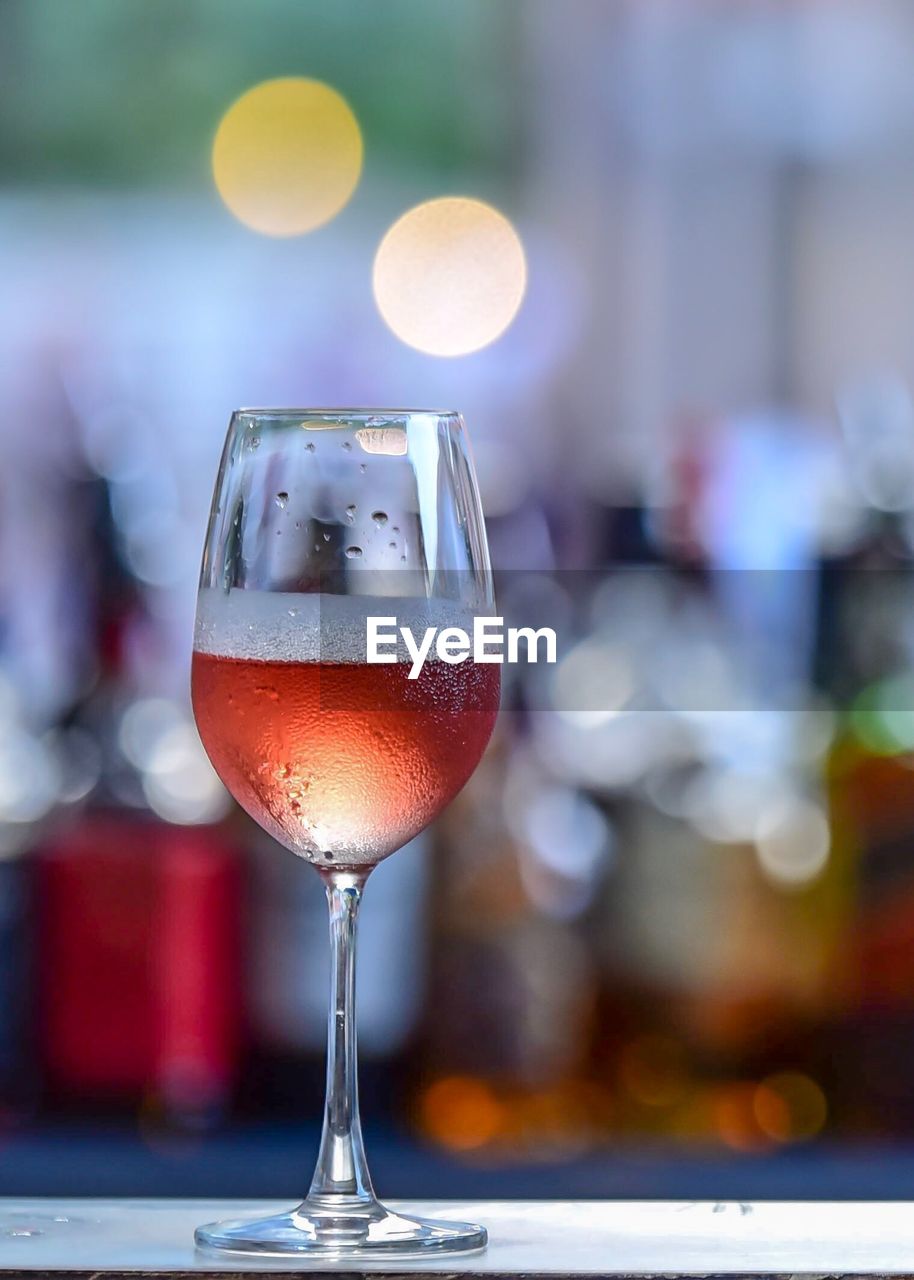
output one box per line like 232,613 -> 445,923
3,0 -> 914,1199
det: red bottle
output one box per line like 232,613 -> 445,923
37,815 -> 241,1119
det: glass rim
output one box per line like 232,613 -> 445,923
232,407 -> 461,421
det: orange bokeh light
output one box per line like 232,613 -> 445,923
420,1075 -> 503,1151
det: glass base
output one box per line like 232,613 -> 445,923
194,1199 -> 488,1258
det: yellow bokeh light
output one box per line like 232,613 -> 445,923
212,77 -> 362,237
754,1072 -> 827,1143
373,197 -> 527,357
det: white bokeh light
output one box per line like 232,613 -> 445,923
373,197 -> 527,357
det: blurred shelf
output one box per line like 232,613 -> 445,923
0,1124 -> 913,1200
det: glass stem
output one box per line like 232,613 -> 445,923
307,869 -> 376,1206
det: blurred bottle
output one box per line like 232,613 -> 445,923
591,783 -> 848,1149
35,472 -> 243,1125
559,406 -> 854,1149
779,417 -> 914,1139
36,817 -> 240,1122
414,721 -> 603,1159
0,854 -> 34,1117
819,552 -> 914,1137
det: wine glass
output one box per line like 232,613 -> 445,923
190,409 -> 499,1256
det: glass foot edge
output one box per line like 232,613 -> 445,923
195,1206 -> 488,1258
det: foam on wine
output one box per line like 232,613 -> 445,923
194,587 -> 480,665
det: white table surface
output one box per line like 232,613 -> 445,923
1,1198 -> 914,1275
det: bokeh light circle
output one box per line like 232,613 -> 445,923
212,77 -> 363,237
754,795 -> 830,887
373,197 -> 527,357
753,1072 -> 827,1143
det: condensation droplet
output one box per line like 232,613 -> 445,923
372,510 -> 388,527
322,531 -> 331,542
249,436 -> 261,451
400,554 -> 407,562
341,440 -> 352,451
345,504 -> 356,524
275,491 -> 288,509
359,463 -> 367,474
389,541 -> 397,549
345,546 -> 363,559
305,440 -> 316,452
392,526 -> 400,534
